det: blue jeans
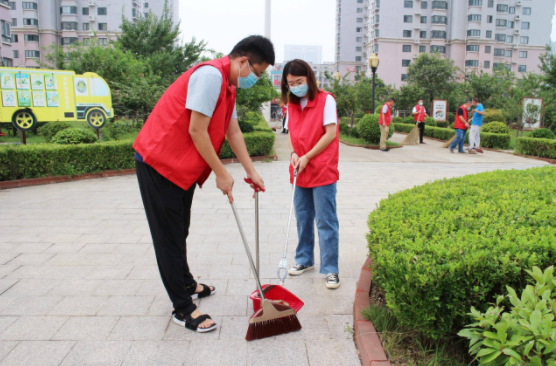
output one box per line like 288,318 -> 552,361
294,183 -> 339,274
450,128 -> 466,153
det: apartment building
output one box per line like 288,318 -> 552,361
335,0 -> 368,79
0,0 -> 12,66
275,61 -> 334,89
143,0 -> 178,20
6,0 -> 178,69
366,0 -> 554,87
284,45 -> 323,64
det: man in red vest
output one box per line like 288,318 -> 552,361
412,99 -> 429,144
379,98 -> 396,152
133,36 -> 275,333
450,100 -> 472,153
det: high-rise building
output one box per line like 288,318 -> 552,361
0,0 -> 12,66
275,61 -> 335,89
366,0 -> 554,87
335,0 -> 368,79
7,0 -> 179,69
143,0 -> 179,20
284,45 -> 323,64
551,41 -> 556,56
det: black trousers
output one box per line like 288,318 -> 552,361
418,122 -> 425,142
136,160 -> 197,316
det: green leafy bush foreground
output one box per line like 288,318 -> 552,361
52,128 -> 98,145
37,121 -> 72,143
367,167 -> 556,340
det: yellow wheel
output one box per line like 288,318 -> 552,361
11,110 -> 37,131
87,109 -> 107,129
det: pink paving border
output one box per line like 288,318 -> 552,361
354,257 -> 391,366
0,155 -> 278,190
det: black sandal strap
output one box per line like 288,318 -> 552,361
196,284 -> 214,299
185,314 -> 212,331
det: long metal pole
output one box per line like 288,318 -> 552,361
255,192 -> 259,274
265,0 -> 271,39
372,69 -> 376,113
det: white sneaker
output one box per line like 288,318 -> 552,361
326,273 -> 341,289
288,264 -> 314,276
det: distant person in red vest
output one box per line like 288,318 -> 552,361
281,59 -> 341,289
133,36 -> 275,334
280,101 -> 288,134
412,99 -> 429,144
450,100 -> 472,153
379,98 -> 396,152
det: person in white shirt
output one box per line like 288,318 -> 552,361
412,99 -> 429,144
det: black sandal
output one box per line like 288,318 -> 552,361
191,284 -> 216,300
172,311 -> 217,333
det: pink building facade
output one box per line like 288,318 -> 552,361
0,0 -> 12,66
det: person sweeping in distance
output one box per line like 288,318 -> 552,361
412,99 -> 429,144
449,100 -> 472,154
379,98 -> 396,152
281,59 -> 341,290
133,36 -> 275,333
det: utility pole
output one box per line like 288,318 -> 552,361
262,0 -> 272,123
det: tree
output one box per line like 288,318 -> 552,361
539,48 -> 556,90
354,75 -> 393,114
465,66 -> 514,109
406,53 -> 459,105
391,83 -> 425,112
235,72 -> 279,121
325,72 -> 357,127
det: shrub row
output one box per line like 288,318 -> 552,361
516,137 -> 556,159
219,131 -> 275,160
367,167 -> 556,340
357,114 -> 394,144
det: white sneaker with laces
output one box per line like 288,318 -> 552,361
326,273 -> 341,289
288,264 -> 314,276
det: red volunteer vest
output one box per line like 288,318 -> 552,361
454,105 -> 469,130
414,105 -> 425,122
288,91 -> 340,188
380,103 -> 392,126
133,56 -> 236,190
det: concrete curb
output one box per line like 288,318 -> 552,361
0,155 -> 278,190
354,257 -> 391,366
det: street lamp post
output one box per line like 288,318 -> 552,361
368,53 -> 380,113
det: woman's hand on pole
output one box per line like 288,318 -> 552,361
216,171 -> 234,203
290,152 -> 299,168
246,172 -> 265,199
294,155 -> 310,175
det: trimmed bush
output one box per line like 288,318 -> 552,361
220,131 -> 275,159
52,128 -> 98,145
238,121 -> 255,133
482,121 -> 509,134
340,116 -> 360,126
375,104 -> 383,114
349,127 -> 360,138
355,111 -> 366,119
516,137 -> 556,159
448,112 -> 455,123
483,109 -> 504,123
424,117 -> 436,127
367,167 -> 556,340
339,121 -> 350,135
38,122 -> 72,143
529,128 -> 556,140
357,114 -> 394,144
402,116 -> 415,125
479,132 -> 510,149
436,121 -> 448,128
393,123 -> 414,134
392,116 -> 403,124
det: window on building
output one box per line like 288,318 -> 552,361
61,22 -> 78,30
507,21 -> 514,29
431,45 -> 446,53
403,30 -> 412,37
421,1 -> 428,9
496,19 -> 507,27
495,34 -> 506,42
484,61 -> 490,69
22,2 -> 37,9
373,44 -> 379,53
11,34 -> 17,42
83,23 -> 89,31
402,45 -> 412,52
401,74 -> 409,81
404,15 -> 413,23
522,7 -> 531,15
357,8 -> 363,13
375,15 -> 379,23
486,30 -> 492,38
83,38 -> 90,45
376,0 -> 380,7
421,16 -> 427,24
487,15 -> 493,23
356,46 -> 362,52
420,31 -> 427,38
83,8 -> 89,15
496,4 -> 508,12
431,1 -> 448,9
357,0 -> 363,3
98,7 -> 107,15
25,50 -> 40,58
493,63 -> 503,69
23,18 -> 38,26
485,46 -> 491,53
432,31 -> 447,38
494,48 -> 505,56
356,27 -> 363,32
509,6 -> 515,14
465,60 -> 479,67
8,2 -> 15,10
99,23 -> 108,31
467,29 -> 481,37
61,37 -> 78,45
518,65 -> 527,72
402,60 -> 411,67
144,2 -> 149,7
521,22 -> 530,30
466,45 -> 480,52
0,20 -> 10,43
355,56 -> 362,61
98,38 -> 108,46
431,16 -> 447,24
11,18 -> 16,27
419,45 -> 426,53
60,6 -> 77,14
404,1 -> 413,8
24,34 -> 39,41
13,50 -> 18,59
2,58 -> 13,67
506,50 -> 512,57
356,37 -> 363,42
468,0 -> 482,5
519,51 -> 528,58
488,0 -> 494,8
144,12 -> 149,17
520,36 -> 529,44
468,14 -> 481,22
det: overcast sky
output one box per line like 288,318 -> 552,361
179,1 -> 556,64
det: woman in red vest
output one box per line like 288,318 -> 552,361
281,60 -> 341,289
133,36 -> 275,333
412,99 -> 429,144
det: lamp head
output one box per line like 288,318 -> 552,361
368,53 -> 380,69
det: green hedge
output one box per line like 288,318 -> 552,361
52,128 -> 98,145
424,117 -> 436,127
479,132 -> 510,149
516,137 -> 556,159
483,109 -> 504,123
529,128 -> 556,140
357,114 -> 394,144
367,167 -> 556,340
220,131 -> 275,159
436,121 -> 448,128
482,122 -> 509,134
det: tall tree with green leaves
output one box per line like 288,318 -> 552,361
354,75 -> 394,114
235,73 -> 279,120
406,53 -> 459,105
465,66 -> 514,109
325,72 -> 357,126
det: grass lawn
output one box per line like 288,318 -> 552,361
508,129 -> 531,150
339,132 -> 400,147
0,121 -> 92,145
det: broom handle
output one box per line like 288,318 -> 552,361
230,201 -> 266,301
283,170 -> 298,256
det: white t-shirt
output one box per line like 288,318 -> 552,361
284,95 -> 337,129
186,66 -> 237,120
412,106 -> 427,114
381,104 -> 389,114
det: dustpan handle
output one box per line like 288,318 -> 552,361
230,201 -> 266,301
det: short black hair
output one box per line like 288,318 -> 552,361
229,35 -> 275,66
472,97 -> 480,103
389,98 -> 396,102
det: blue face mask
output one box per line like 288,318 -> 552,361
467,107 -> 471,111
238,61 -> 259,89
419,102 -> 423,106
290,83 -> 308,98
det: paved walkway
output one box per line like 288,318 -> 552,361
0,133 -> 548,366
